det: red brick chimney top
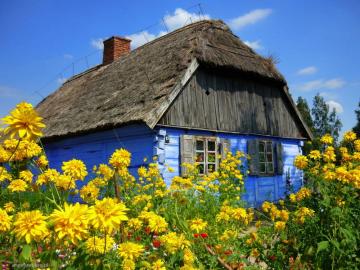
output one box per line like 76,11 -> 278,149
102,36 -> 131,65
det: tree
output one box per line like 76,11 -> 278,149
353,101 -> 360,136
311,93 -> 342,142
296,97 -> 314,133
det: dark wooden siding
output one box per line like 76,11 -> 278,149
158,68 -> 307,139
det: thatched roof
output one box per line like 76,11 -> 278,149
37,20 -> 288,139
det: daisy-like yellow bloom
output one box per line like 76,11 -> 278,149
279,210 -> 289,222
251,248 -> 260,257
88,197 -> 128,234
2,102 -> 45,139
183,248 -> 195,264
13,210 -> 49,244
80,182 -> 99,203
36,168 -> 60,185
295,207 -> 315,224
0,167 -> 12,182
220,229 -> 237,242
294,155 -> 308,170
50,203 -> 89,245
309,150 -> 321,160
152,259 -> 166,270
0,208 -> 12,232
274,221 -> 286,232
122,259 -> 136,270
159,232 -> 190,254
128,218 -> 143,231
85,235 -> 115,254
189,218 -> 207,233
62,159 -> 88,180
296,187 -> 311,201
343,131 -> 356,142
109,148 -> 131,168
4,202 -> 15,213
54,174 -> 76,190
95,164 -> 114,181
36,155 -> 49,168
354,140 -> 360,152
320,134 -> 334,145
8,179 -> 28,192
117,242 -> 144,260
19,170 -> 33,183
147,213 -> 168,233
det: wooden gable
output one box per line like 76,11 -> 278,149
158,68 -> 310,139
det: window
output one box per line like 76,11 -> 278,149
258,141 -> 274,174
195,137 -> 217,174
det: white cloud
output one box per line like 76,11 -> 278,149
297,78 -> 346,91
91,38 -> 104,50
297,66 -> 317,75
244,40 -> 263,50
228,9 -> 272,30
57,78 -> 67,84
326,100 -> 343,113
64,54 -> 73,60
163,8 -> 210,31
126,31 -> 157,49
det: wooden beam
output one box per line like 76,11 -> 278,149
147,58 -> 200,129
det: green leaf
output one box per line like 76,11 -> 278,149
20,245 -> 32,261
317,241 -> 329,254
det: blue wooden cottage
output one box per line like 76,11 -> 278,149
36,20 -> 312,206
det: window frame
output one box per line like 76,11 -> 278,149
258,140 -> 275,176
194,136 -> 218,175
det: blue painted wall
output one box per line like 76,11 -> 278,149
44,124 -> 156,189
154,127 -> 304,207
44,124 -> 303,207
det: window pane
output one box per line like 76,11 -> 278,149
267,163 -> 274,173
196,140 -> 204,150
259,163 -> 266,173
259,142 -> 265,152
196,153 -> 204,162
208,140 -> 215,151
208,153 -> 216,163
266,142 -> 272,152
208,164 -> 215,173
266,153 -> 273,162
198,164 -> 204,174
259,153 -> 265,162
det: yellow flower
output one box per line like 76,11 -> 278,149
50,203 -> 89,245
8,179 -> 28,192
85,235 -> 115,254
274,221 -> 286,231
19,170 -> 33,183
152,259 -> 166,270
0,208 -> 12,232
13,210 -> 49,244
54,174 -> 76,190
80,182 -> 99,203
95,164 -> 114,180
309,150 -> 321,160
294,155 -> 308,170
183,248 -> 195,264
109,148 -> 131,168
36,169 -> 60,185
343,131 -> 356,142
189,218 -> 207,233
122,259 -> 136,270
4,202 -> 15,213
295,207 -> 315,224
0,167 -> 12,182
62,159 -> 88,180
36,155 -> 49,168
159,232 -> 190,254
279,210 -> 289,222
148,213 -> 168,234
354,140 -> 360,152
320,134 -> 334,145
220,229 -> 237,242
2,102 -> 45,139
289,193 -> 296,203
262,201 -> 273,213
22,202 -> 30,209
296,187 -> 311,201
128,218 -> 143,231
88,197 -> 128,234
117,242 -> 144,260
251,248 -> 260,257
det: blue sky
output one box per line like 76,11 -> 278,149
1,0 -> 359,133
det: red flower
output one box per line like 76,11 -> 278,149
152,239 -> 161,248
135,236 -> 141,241
144,226 -> 151,235
193,233 -> 200,238
224,250 -> 233,255
200,233 -> 208,238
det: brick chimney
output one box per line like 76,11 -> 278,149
102,36 -> 131,65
